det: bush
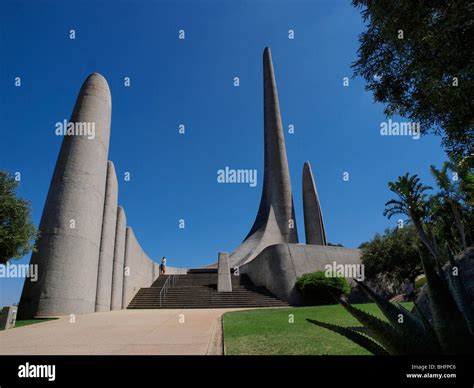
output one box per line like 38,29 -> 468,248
295,271 -> 350,305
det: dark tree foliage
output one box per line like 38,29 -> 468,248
429,161 -> 474,252
359,226 -> 425,284
0,171 -> 38,264
352,0 -> 474,158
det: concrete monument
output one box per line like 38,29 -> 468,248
18,47 -> 359,317
226,48 -> 360,303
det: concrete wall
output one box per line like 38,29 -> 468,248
164,267 -> 188,275
95,161 -> 118,312
240,243 -> 361,304
119,230 -> 187,307
122,227 -> 155,307
152,262 -> 159,283
110,206 -> 126,310
150,264 -> 188,277
18,73 -> 112,319
119,230 -> 186,307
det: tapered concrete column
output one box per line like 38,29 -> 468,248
95,161 -> 118,312
122,227 -> 133,309
229,47 -> 298,267
217,252 -> 232,292
259,47 -> 298,243
302,161 -> 327,245
111,206 -> 126,310
18,73 -> 112,318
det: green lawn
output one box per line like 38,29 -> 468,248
14,318 -> 56,328
223,303 -> 413,355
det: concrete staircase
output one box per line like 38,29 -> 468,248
127,270 -> 289,309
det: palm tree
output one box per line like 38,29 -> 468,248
430,162 -> 467,250
383,173 -> 438,258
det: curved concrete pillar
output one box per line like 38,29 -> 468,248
110,206 -> 126,310
122,227 -> 132,309
302,161 -> 327,245
18,73 -> 112,318
229,47 -> 298,268
95,161 -> 118,312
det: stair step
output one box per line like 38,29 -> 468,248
128,272 -> 289,309
187,268 -> 218,274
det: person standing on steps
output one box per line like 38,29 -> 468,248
160,256 -> 167,275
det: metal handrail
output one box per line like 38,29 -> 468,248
159,274 -> 176,307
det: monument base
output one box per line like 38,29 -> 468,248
240,244 -> 361,305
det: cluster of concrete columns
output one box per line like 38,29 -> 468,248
17,48 -> 332,317
18,74 -> 158,319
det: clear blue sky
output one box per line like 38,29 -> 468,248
0,0 -> 446,305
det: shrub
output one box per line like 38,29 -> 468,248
296,271 -> 350,305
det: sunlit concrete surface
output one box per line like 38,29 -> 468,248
0,308 -> 245,355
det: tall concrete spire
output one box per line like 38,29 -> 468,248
18,73 -> 112,318
302,161 -> 327,245
229,47 -> 298,267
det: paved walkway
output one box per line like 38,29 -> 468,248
0,309 -> 240,355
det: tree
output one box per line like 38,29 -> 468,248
352,0 -> 474,158
359,226 -> 424,284
0,171 -> 38,264
455,155 -> 474,207
430,161 -> 468,250
383,173 -> 438,258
